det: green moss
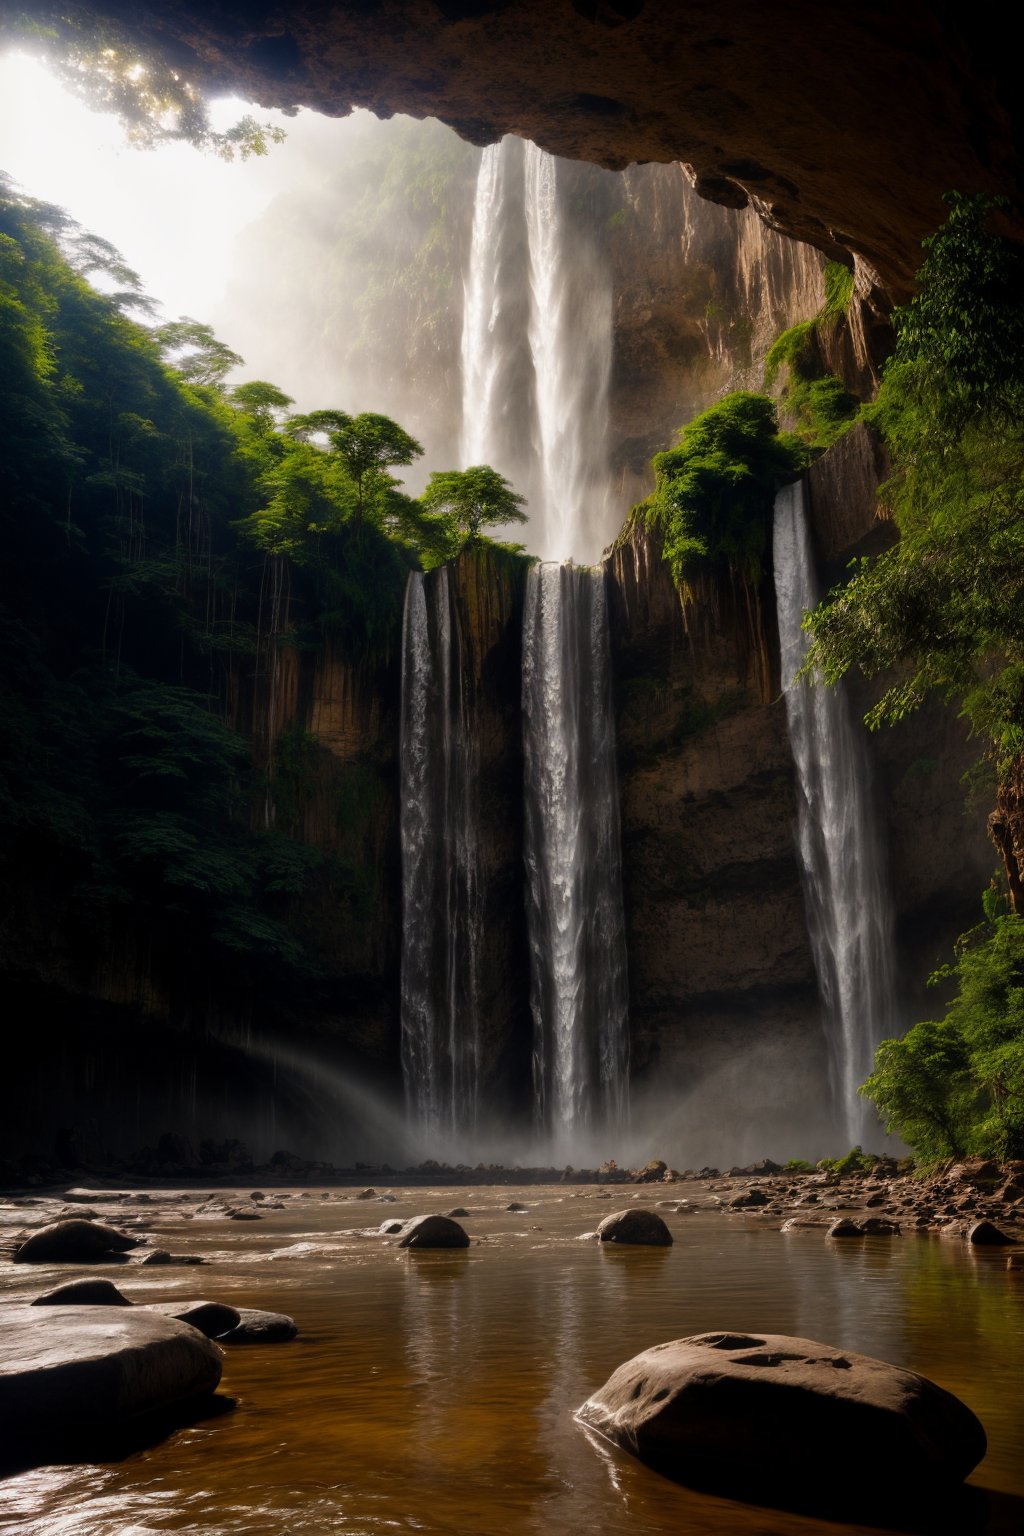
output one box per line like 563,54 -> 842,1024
822,259 -> 856,318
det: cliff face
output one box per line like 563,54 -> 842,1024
609,163 -> 826,501
603,426 -> 994,1163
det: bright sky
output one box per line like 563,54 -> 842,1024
0,50 -> 356,326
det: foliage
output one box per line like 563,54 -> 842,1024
1,8 -> 285,158
804,194 -> 1024,769
822,260 -> 856,318
862,912 -> 1024,1162
630,392 -> 805,596
816,1146 -> 878,1176
764,318 -> 860,450
418,465 -> 528,551
0,176 -> 438,1017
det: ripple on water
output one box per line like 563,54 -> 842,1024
1,1191 -> 1023,1536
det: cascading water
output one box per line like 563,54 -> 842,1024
399,568 -> 482,1144
522,142 -> 614,562
773,478 -> 898,1146
400,136 -> 628,1150
522,562 -> 629,1150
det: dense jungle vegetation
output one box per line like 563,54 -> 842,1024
0,174 -> 517,1019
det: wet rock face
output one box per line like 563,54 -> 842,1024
79,2 -> 1019,296
577,1331 -> 987,1505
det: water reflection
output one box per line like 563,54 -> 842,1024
0,1193 -> 1022,1535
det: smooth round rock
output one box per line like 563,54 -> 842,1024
378,1219 -> 405,1235
144,1301 -> 241,1339
577,1332 -> 986,1500
0,1305 -> 223,1456
397,1215 -> 470,1249
31,1279 -> 131,1307
217,1307 -> 298,1343
13,1219 -> 139,1264
596,1209 -> 673,1246
827,1218 -> 864,1238
967,1220 -> 1015,1246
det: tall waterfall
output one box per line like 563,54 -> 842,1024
523,563 -> 629,1149
461,137 -> 615,563
773,479 -> 898,1145
399,568 -> 482,1142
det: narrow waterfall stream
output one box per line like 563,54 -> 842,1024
773,478 -> 898,1145
522,563 -> 629,1149
399,568 -> 482,1143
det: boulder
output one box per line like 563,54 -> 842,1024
967,1220 -> 1015,1246
144,1301 -> 241,1339
729,1189 -> 768,1209
31,1279 -> 131,1307
634,1160 -> 668,1183
0,1305 -> 223,1460
827,1218 -> 864,1238
378,1219 -> 405,1235
577,1332 -> 986,1504
446,1207 -> 470,1218
397,1215 -> 470,1249
227,1209 -> 263,1221
861,1218 -> 902,1236
13,1219 -> 139,1264
505,1202 -> 528,1213
217,1307 -> 298,1343
596,1209 -> 673,1246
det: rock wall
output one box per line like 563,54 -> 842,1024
604,427 -> 994,1163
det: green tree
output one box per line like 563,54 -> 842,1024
418,464 -> 527,546
155,318 -> 244,387
862,911 -> 1024,1162
287,409 -> 423,522
803,193 -> 1024,909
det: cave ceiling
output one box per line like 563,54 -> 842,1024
51,2 -> 1024,296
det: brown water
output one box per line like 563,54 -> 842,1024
1,1187 -> 1023,1535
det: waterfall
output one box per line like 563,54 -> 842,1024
461,136 -> 615,563
399,568 -> 482,1142
773,479 -> 898,1146
523,562 -> 629,1149
522,142 -> 614,563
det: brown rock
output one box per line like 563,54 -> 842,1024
967,1220 -> 1015,1247
397,1215 -> 470,1250
218,1308 -> 298,1343
826,1218 -> 864,1238
145,1301 -> 241,1339
596,1209 -> 673,1246
13,1220 -> 139,1264
31,1279 -> 131,1307
0,1305 -> 223,1458
576,1332 -> 986,1501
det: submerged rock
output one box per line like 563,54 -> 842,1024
31,1278 -> 131,1307
577,1331 -> 986,1503
218,1307 -> 298,1343
0,1305 -> 223,1460
729,1188 -> 768,1209
145,1301 -> 241,1339
967,1220 -> 1015,1246
826,1218 -> 864,1238
378,1219 -> 405,1235
596,1209 -> 673,1246
13,1219 -> 139,1264
397,1215 -> 470,1249
141,1250 -> 206,1266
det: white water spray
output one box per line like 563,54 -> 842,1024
773,478 -> 898,1145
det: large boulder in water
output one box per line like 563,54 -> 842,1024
397,1215 -> 470,1249
31,1279 -> 131,1307
596,1209 -> 673,1246
0,1305 -> 223,1463
577,1332 -> 986,1504
13,1219 -> 138,1264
